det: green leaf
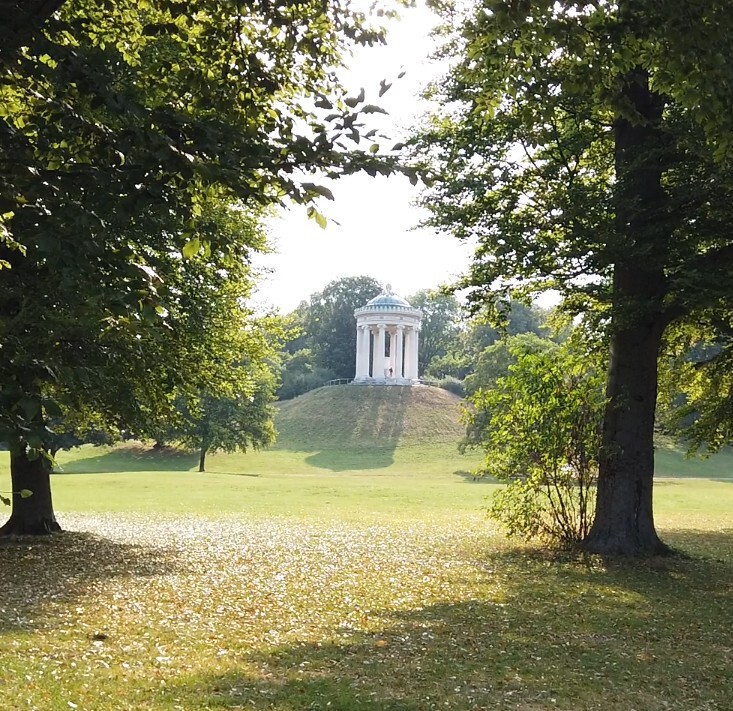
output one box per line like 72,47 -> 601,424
19,489 -> 33,499
18,397 -> 41,421
344,88 -> 365,108
302,182 -> 335,200
308,208 -> 327,229
182,238 -> 200,259
361,105 -> 388,115
42,398 -> 63,419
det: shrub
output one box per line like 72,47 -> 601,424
277,367 -> 338,400
467,342 -> 605,547
436,376 -> 466,397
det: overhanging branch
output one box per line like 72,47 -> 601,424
0,0 -> 68,56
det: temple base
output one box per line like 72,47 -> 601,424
351,377 -> 421,386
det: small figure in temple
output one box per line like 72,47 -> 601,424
389,367 -> 393,377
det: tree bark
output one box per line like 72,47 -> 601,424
583,288 -> 669,555
0,449 -> 61,536
582,30 -> 672,555
199,445 -> 207,472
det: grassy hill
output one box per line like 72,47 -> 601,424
0,385 -> 481,520
272,385 -> 733,478
274,384 -> 466,451
267,384 -> 474,474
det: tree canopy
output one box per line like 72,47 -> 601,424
0,0 -> 400,533
406,290 -> 462,376
414,0 -> 733,554
172,355 -> 279,474
303,276 -> 382,379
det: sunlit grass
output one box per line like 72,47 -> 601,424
0,513 -> 730,711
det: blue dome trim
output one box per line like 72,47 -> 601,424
365,294 -> 412,308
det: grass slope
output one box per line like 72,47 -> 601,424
276,385 -> 733,478
274,385 -> 467,451
270,385 -> 471,473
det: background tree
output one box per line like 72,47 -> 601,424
406,290 -> 462,376
414,0 -> 733,555
658,321 -> 733,453
45,421 -> 115,461
0,0 -> 399,534
460,332 -> 556,452
464,333 -> 555,397
131,257 -> 288,473
304,276 -> 382,379
426,302 -> 548,381
280,302 -> 311,357
277,350 -> 339,401
175,364 -> 278,473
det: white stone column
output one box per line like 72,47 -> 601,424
365,327 -> 372,377
355,325 -> 369,378
405,327 -> 419,379
387,330 -> 395,378
362,326 -> 372,378
403,328 -> 412,379
413,328 -> 420,379
370,325 -> 379,379
395,326 -> 404,379
355,324 -> 362,377
375,325 -> 386,379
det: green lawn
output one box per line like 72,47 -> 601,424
2,439 -> 730,524
0,442 -> 731,710
15,442 -> 486,521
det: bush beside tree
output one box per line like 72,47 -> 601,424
467,341 -> 605,547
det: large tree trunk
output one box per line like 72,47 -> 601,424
583,283 -> 669,555
199,445 -> 207,473
0,449 -> 61,536
582,32 -> 671,555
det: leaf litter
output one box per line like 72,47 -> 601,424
0,513 -> 730,710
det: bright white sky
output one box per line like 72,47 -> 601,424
252,3 -> 474,313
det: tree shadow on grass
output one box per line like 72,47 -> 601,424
303,446 -> 397,472
664,527 -> 733,562
56,445 -> 199,474
168,530 -> 733,710
0,531 -> 186,635
453,469 -> 496,482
